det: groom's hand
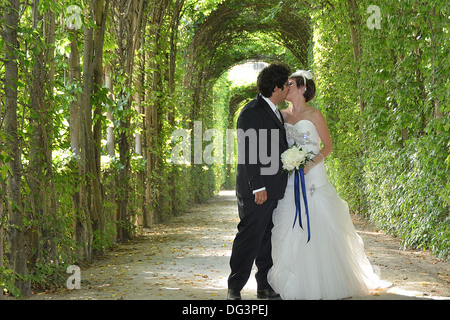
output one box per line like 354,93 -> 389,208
254,190 -> 267,205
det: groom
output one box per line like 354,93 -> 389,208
228,63 -> 290,300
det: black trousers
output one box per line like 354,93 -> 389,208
228,197 -> 278,292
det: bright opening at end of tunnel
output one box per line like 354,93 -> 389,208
228,61 -> 268,86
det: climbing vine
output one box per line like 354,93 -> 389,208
312,0 -> 449,258
0,0 -> 448,298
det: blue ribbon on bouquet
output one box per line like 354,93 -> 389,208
293,168 -> 311,243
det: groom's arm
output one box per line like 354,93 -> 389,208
237,111 -> 265,195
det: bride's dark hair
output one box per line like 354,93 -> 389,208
292,76 -> 316,102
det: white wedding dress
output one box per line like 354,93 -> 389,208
268,120 -> 390,300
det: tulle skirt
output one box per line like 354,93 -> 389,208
268,163 -> 390,300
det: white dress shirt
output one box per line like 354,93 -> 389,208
261,95 -> 282,122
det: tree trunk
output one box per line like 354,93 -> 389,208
103,63 -> 117,241
167,0 -> 184,215
80,22 -> 95,260
2,0 -> 30,296
68,28 -> 89,260
91,0 -> 108,255
144,0 -> 170,225
28,0 -> 59,271
112,0 -> 146,240
76,0 -> 109,258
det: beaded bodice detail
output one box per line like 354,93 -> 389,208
285,120 -> 320,154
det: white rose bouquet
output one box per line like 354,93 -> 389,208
281,144 -> 314,174
281,144 -> 314,242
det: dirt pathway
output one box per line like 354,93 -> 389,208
30,190 -> 449,300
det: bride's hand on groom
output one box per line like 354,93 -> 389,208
254,190 -> 267,205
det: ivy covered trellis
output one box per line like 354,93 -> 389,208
0,0 -> 448,298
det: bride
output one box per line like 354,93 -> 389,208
267,70 -> 391,300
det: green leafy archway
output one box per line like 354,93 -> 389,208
184,0 -> 310,122
1,0 -> 448,297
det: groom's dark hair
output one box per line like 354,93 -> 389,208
257,63 -> 291,98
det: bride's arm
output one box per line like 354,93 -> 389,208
304,110 -> 333,174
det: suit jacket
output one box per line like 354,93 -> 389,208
235,94 -> 288,200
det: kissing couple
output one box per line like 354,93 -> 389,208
227,63 -> 391,300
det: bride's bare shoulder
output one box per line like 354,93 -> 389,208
312,107 -> 326,121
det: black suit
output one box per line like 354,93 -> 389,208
228,94 -> 288,292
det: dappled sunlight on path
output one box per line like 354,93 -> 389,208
30,191 -> 449,300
